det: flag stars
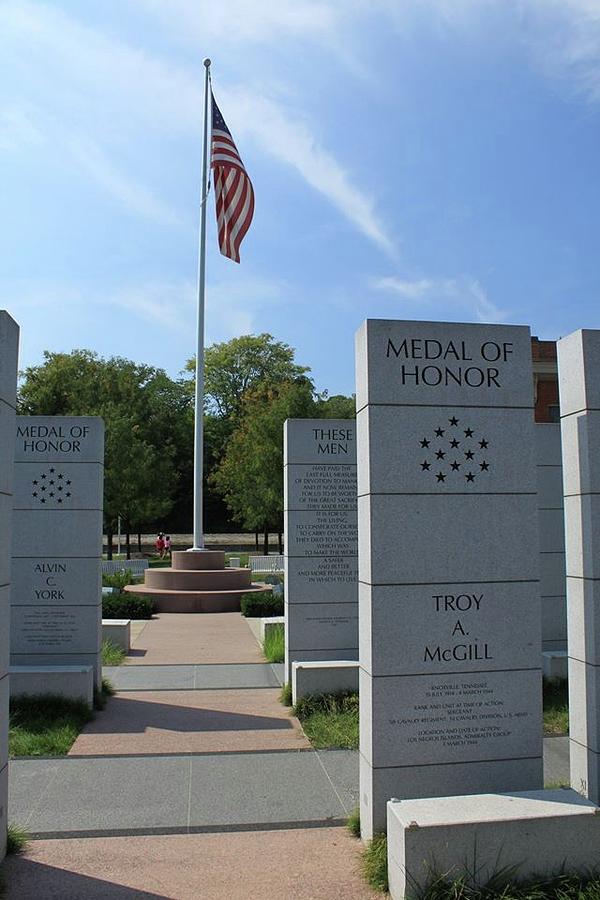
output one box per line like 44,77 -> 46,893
464,428 -> 474,438
436,472 -> 446,482
465,472 -> 476,482
479,439 -> 489,449
480,461 -> 489,471
449,438 -> 460,449
421,461 -> 431,471
449,417 -> 459,426
420,438 -> 430,448
434,427 -> 445,437
464,450 -> 475,460
435,449 -> 445,460
450,461 -> 461,471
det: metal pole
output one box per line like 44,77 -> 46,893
117,515 -> 121,557
191,57 -> 211,551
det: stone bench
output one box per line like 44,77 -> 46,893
249,555 -> 284,573
387,790 -> 600,900
102,619 -> 131,652
102,559 -> 149,577
542,649 -> 568,679
10,665 -> 95,707
291,660 -> 359,705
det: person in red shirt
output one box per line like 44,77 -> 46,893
155,533 -> 165,557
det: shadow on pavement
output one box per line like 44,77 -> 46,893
2,856 -> 167,899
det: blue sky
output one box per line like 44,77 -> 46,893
2,0 -> 600,396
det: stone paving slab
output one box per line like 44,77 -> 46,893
544,735 -> 570,785
103,663 -> 281,691
9,751 -> 352,838
125,613 -> 264,665
69,690 -> 310,756
3,828 -> 381,900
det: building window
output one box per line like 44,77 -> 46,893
548,404 -> 560,423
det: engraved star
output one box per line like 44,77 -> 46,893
66,492 -> 71,498
436,472 -> 446,482
66,480 -> 71,486
49,480 -> 54,485
40,498 -> 46,503
420,438 -> 430,448
32,491 -> 38,497
41,473 -> 47,480
58,485 -> 63,492
479,439 -> 488,449
58,473 -> 63,479
464,450 -> 475,460
464,428 -> 474,438
49,468 -> 55,474
480,461 -> 489,471
49,492 -> 54,498
57,498 -> 63,504
41,485 -> 46,492
450,461 -> 461,471
421,460 -> 431,471
435,449 -> 445,460
435,427 -> 445,437
465,471 -> 476,482
449,416 -> 459,426
449,438 -> 460,449
32,480 -> 38,485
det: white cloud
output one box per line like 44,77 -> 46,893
221,86 -> 396,257
371,274 -> 507,323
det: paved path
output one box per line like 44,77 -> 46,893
5,611 -> 571,899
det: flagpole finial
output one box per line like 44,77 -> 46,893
203,58 -> 211,68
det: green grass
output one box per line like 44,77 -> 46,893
6,823 -> 28,855
102,571 -> 133,589
408,871 -> 600,900
280,682 -> 292,706
294,691 -> 359,749
9,694 -> 94,757
101,639 -> 126,666
347,807 -> 361,838
226,552 -> 249,567
262,623 -> 284,663
362,834 -> 388,893
543,678 -> 569,736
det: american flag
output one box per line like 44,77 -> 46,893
210,92 -> 254,263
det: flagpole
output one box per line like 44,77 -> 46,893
191,57 -> 211,551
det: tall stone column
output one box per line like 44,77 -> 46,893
0,312 -> 19,860
284,419 -> 358,682
558,329 -> 600,802
356,319 -> 542,839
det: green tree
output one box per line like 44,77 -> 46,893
211,379 -> 316,552
19,350 -> 188,557
315,393 -> 356,419
185,333 -> 311,419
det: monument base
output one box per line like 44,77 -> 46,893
387,790 -> 599,900
124,549 -> 271,613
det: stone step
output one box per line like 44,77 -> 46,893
171,549 -> 225,571
124,582 -> 270,613
145,567 -> 251,591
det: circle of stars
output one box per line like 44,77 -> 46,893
419,417 -> 490,484
31,468 -> 72,505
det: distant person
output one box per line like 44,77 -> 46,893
155,533 -> 165,557
164,535 -> 171,558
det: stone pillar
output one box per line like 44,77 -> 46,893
356,319 -> 542,839
558,329 -> 600,803
284,419 -> 358,682
0,312 -> 19,860
11,417 -> 104,689
536,424 -> 567,653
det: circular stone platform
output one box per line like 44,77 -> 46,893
124,549 -> 271,613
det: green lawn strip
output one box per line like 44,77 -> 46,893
9,694 -> 95,757
101,639 -> 126,667
362,834 -> 388,893
543,678 -> 569,736
293,691 -> 359,749
262,623 -> 284,663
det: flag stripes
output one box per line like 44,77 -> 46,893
210,94 -> 254,263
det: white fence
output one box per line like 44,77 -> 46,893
101,559 -> 149,576
249,555 -> 284,573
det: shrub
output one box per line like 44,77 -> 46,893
240,591 -> 283,618
102,592 -> 154,620
263,623 -> 284,663
280,682 -> 292,706
6,823 -> 28,854
347,808 -> 361,838
102,571 -> 133,589
362,834 -> 388,893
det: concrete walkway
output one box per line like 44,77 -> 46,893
5,612 -> 571,898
